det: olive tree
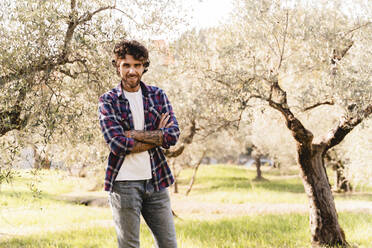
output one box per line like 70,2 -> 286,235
202,0 -> 371,246
0,0 -> 187,185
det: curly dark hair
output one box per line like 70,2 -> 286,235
112,39 -> 150,75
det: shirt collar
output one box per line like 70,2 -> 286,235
116,81 -> 149,98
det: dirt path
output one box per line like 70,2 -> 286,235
58,191 -> 372,218
1,192 -> 371,239
171,199 -> 372,219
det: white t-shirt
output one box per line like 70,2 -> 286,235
115,88 -> 152,181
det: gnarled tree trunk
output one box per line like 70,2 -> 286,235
252,150 -> 264,181
335,162 -> 352,192
298,144 -> 346,246
255,157 -> 262,180
251,147 -> 267,181
164,119 -> 197,194
266,81 -> 372,247
325,150 -> 352,192
171,161 -> 179,193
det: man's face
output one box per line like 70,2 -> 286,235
117,54 -> 145,92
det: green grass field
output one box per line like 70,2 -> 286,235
1,165 -> 371,248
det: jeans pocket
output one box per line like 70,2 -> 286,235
109,192 -> 122,209
110,188 -> 140,210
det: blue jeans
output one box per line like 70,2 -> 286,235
109,180 -> 177,248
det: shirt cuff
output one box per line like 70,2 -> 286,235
125,137 -> 135,154
159,128 -> 170,149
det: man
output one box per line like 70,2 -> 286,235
98,39 -> 180,248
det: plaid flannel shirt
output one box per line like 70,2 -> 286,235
98,81 -> 180,192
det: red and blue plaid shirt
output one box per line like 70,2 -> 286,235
98,81 -> 180,192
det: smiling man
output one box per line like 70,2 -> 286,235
98,40 -> 180,248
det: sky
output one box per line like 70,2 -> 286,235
0,0 -> 235,42
121,0 -> 235,42
181,0 -> 370,28
126,0 -> 370,42
190,0 -> 234,29
2,0 -> 367,42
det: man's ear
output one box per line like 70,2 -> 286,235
111,59 -> 120,76
112,59 -> 122,76
143,61 -> 150,74
116,67 -> 121,76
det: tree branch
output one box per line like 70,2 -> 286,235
77,6 -> 115,24
61,0 -> 79,60
324,104 -> 372,151
330,37 -> 353,75
0,3 -> 115,89
268,79 -> 313,145
70,0 -> 76,10
58,68 -> 79,79
342,22 -> 371,37
331,41 -> 353,65
0,76 -> 33,136
195,117 -> 241,141
0,108 -> 28,136
164,118 -> 197,158
272,32 -> 281,60
0,2 -> 118,136
303,100 -> 334,111
112,7 -> 140,26
202,71 -> 235,90
278,10 -> 289,70
185,149 -> 207,196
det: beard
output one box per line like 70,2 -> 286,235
122,74 -> 141,91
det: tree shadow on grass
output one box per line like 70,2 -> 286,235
252,179 -> 305,193
1,190 -> 110,208
0,190 -> 80,206
334,192 -> 372,202
194,176 -> 305,194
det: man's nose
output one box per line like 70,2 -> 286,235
128,67 -> 135,74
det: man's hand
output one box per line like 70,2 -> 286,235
158,113 -> 174,129
124,112 -> 174,148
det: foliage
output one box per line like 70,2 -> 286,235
337,118 -> 372,188
0,0 -> 188,178
174,1 -> 371,244
181,0 -> 372,187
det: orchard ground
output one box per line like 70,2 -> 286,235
1,165 -> 371,248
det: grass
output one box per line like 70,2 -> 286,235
0,165 -> 371,248
334,192 -> 372,202
176,165 -> 308,204
2,213 -> 372,248
177,165 -> 372,204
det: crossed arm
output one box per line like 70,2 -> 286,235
99,91 -> 180,156
125,113 -> 173,153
